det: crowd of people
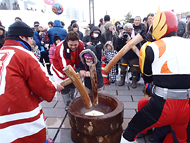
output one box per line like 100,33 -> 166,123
0,10 -> 190,143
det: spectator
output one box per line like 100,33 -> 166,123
77,45 -> 104,94
85,24 -> 91,36
52,31 -> 84,110
71,23 -> 83,40
143,17 -> 148,30
61,21 -> 65,28
129,18 -> 134,24
0,24 -> 5,48
33,21 -> 42,52
0,21 -> 63,143
39,25 -> 50,50
133,16 -> 146,45
31,40 -> 41,61
68,20 -> 77,32
49,33 -> 61,63
100,15 -> 111,34
146,13 -> 154,32
98,18 -> 104,28
183,21 -> 190,39
115,21 -> 121,35
48,20 -> 67,44
48,21 -> 53,29
15,16 -> 22,21
117,25 -> 124,35
186,15 -> 190,23
102,41 -> 118,83
101,22 -> 118,49
177,20 -> 186,37
82,26 -> 103,61
116,23 -> 141,88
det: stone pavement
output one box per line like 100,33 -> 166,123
42,74 -> 152,143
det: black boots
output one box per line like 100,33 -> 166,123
118,71 -> 126,86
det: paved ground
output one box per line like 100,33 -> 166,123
42,74 -> 152,143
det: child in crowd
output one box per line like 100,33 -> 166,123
39,25 -> 50,50
0,23 -> 5,48
49,34 -> 61,63
102,41 -> 118,83
77,45 -> 104,94
31,40 -> 41,61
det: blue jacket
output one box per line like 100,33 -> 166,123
33,30 -> 41,50
48,20 -> 67,44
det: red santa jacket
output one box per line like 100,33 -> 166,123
0,40 -> 57,143
52,40 -> 84,81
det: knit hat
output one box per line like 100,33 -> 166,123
124,23 -> 134,30
186,15 -> 190,19
0,25 -> 5,32
104,15 -> 110,22
105,22 -> 113,30
53,33 -> 61,44
8,21 -> 34,37
39,25 -> 47,31
83,53 -> 94,63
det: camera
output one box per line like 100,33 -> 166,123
123,31 -> 130,39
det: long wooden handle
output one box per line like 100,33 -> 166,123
103,33 -> 143,74
63,65 -> 92,109
89,64 -> 98,106
60,73 -> 80,87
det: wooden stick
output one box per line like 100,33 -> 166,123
89,64 -> 98,106
103,33 -> 143,74
63,65 -> 92,109
60,73 -> 80,87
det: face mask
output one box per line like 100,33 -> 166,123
93,33 -> 99,38
86,61 -> 93,66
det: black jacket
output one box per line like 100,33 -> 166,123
82,26 -> 103,61
77,45 -> 103,90
116,33 -> 140,60
177,20 -> 186,37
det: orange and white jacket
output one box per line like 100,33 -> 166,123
0,40 -> 57,143
139,36 -> 190,89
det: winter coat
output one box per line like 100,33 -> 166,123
116,34 -> 140,60
0,39 -> 56,143
77,45 -> 103,89
101,28 -> 117,50
33,30 -> 41,50
177,20 -> 186,37
82,26 -> 103,61
48,20 -> 67,44
49,43 -> 56,63
52,40 -> 84,81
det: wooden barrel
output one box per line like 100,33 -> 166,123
67,93 -> 124,143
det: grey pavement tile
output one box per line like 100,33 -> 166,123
114,95 -> 132,102
47,128 -> 58,141
124,109 -> 136,119
45,117 -> 63,128
61,117 -> 71,128
102,89 -> 117,95
54,101 -> 65,109
123,102 -> 138,109
41,100 -> 57,108
43,108 -> 67,118
122,119 -> 131,129
144,134 -> 152,143
118,90 -> 143,96
132,96 -> 150,102
54,129 -> 74,143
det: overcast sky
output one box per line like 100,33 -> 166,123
58,0 -> 190,24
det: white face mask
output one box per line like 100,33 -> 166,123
86,61 -> 93,66
93,33 -> 99,38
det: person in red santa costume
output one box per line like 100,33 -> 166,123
52,31 -> 85,111
121,7 -> 190,143
0,21 -> 64,143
